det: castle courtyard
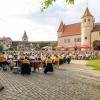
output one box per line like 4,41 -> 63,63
0,61 -> 100,100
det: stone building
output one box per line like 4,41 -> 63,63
12,31 -> 33,51
57,7 -> 100,50
0,37 -> 12,50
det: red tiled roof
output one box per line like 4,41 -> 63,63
60,23 -> 81,37
58,22 -> 100,37
92,23 -> 100,32
95,22 -> 100,25
82,7 -> 93,18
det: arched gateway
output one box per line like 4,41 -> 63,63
93,40 -> 100,50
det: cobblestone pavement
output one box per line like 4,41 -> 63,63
0,61 -> 100,100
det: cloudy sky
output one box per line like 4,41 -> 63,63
0,0 -> 100,41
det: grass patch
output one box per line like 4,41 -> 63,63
86,57 -> 100,71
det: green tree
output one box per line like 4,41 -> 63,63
35,42 -> 46,50
0,44 -> 4,52
42,0 -> 74,10
9,47 -> 15,51
38,42 -> 47,48
35,43 -> 40,51
50,41 -> 57,47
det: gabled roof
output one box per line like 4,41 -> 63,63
82,7 -> 93,18
59,23 -> 81,37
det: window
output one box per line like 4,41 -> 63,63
99,32 -> 100,36
67,39 -> 70,43
74,38 -> 76,42
85,37 -> 87,40
84,19 -> 86,22
64,39 -> 70,43
74,38 -> 81,42
64,39 -> 66,43
78,38 -> 81,42
88,19 -> 90,22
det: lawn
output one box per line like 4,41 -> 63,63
86,57 -> 100,71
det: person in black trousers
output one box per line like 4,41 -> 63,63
21,57 -> 31,75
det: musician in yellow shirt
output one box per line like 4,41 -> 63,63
20,54 -> 25,60
0,53 -> 6,62
22,57 -> 29,64
0,52 -> 6,69
21,56 -> 31,75
54,55 -> 60,68
0,54 -> 3,67
44,56 -> 53,74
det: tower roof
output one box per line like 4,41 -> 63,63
22,31 -> 28,38
82,7 -> 93,18
57,21 -> 64,32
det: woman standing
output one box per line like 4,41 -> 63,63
44,56 -> 53,74
21,56 -> 31,75
54,55 -> 60,68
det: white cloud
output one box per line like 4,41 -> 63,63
0,0 -> 100,41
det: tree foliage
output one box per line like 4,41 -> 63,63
9,47 -> 15,51
38,42 -> 49,48
50,41 -> 57,47
0,44 -> 4,52
35,42 -> 48,50
42,0 -> 74,11
34,41 -> 57,50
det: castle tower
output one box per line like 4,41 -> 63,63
57,21 -> 64,46
81,7 -> 95,46
22,30 -> 28,42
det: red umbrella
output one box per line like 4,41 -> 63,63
56,45 -> 65,48
65,45 -> 77,49
80,45 -> 91,48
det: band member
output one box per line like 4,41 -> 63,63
21,56 -> 31,75
54,55 -> 60,68
44,56 -> 53,74
66,55 -> 71,64
32,58 -> 41,72
0,52 -> 8,71
0,53 -> 3,68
